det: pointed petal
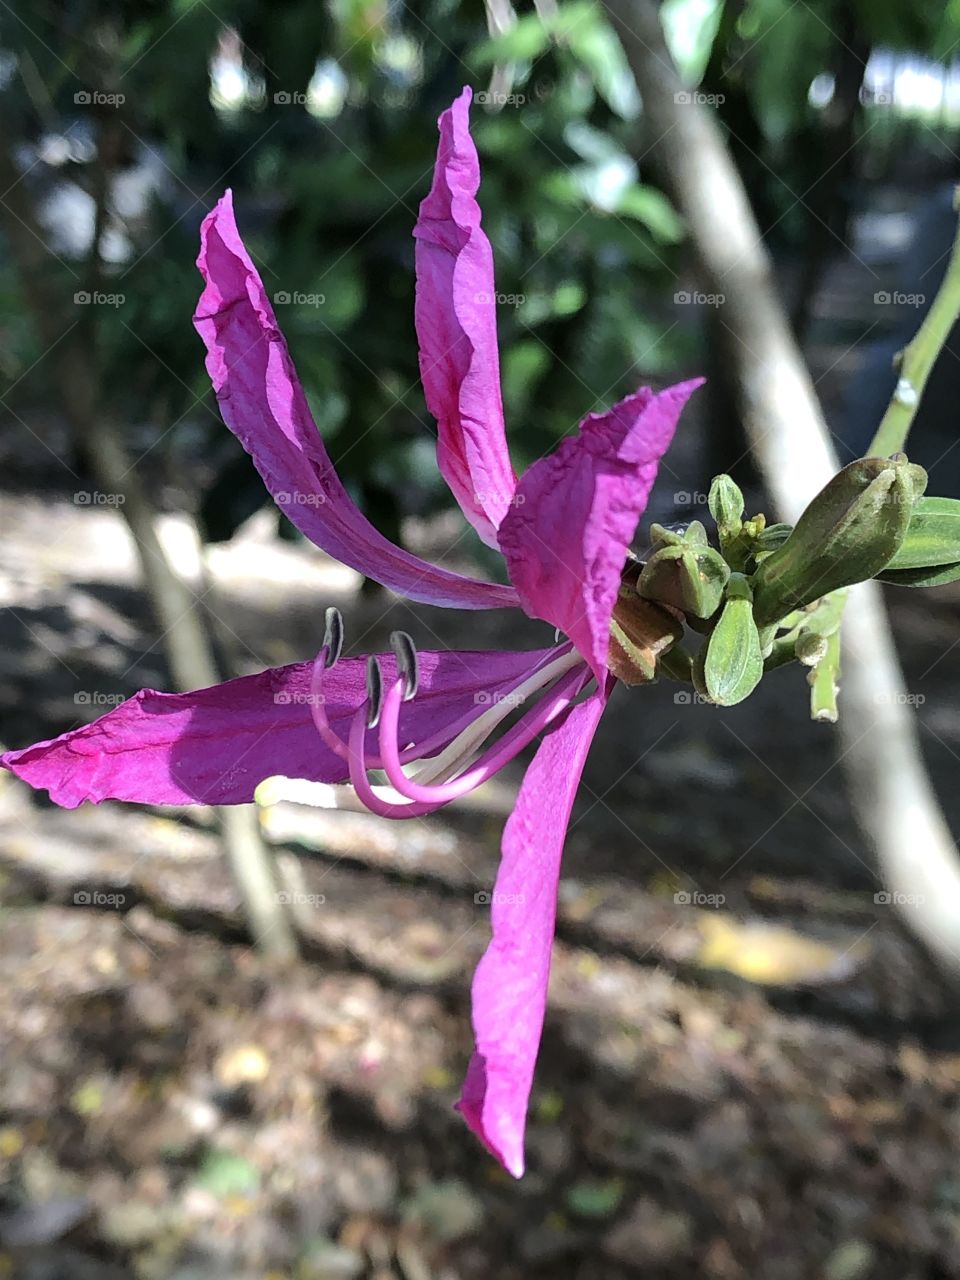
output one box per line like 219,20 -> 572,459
457,685 -> 608,1177
414,87 -> 517,548
498,380 -> 703,683
195,190 -> 517,611
2,648 -> 552,809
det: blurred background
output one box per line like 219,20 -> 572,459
4,1 -> 960,1277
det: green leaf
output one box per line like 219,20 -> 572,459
615,186 -> 686,241
877,561 -> 960,587
881,496 -> 960,571
567,15 -> 641,119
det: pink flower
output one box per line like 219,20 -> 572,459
3,88 -> 701,1178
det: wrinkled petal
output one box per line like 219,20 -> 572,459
457,684 -> 608,1177
2,648 -> 552,809
414,87 -> 517,548
195,190 -> 518,611
498,380 -> 703,683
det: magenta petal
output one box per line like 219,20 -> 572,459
457,686 -> 608,1177
2,648 -> 553,809
194,190 -> 517,611
414,87 -> 517,548
498,380 -> 703,683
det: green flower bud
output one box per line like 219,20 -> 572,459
638,541 -> 730,619
752,523 -> 792,557
703,574 -> 764,706
751,456 -> 927,627
649,520 -> 708,549
708,474 -> 744,538
795,631 -> 828,666
608,586 -> 684,685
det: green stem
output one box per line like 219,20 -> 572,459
809,630 -> 841,723
871,187 -> 960,456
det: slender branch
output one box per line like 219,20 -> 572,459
871,190 -> 960,456
604,0 -> 960,976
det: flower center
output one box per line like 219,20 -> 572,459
308,609 -> 590,818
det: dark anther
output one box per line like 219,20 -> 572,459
389,630 -> 419,701
365,656 -> 383,728
323,607 -> 344,669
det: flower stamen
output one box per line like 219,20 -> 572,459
390,630 -> 419,701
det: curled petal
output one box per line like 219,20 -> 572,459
2,648 -> 553,809
498,380 -> 703,683
195,190 -> 517,611
457,685 -> 608,1177
414,87 -> 517,547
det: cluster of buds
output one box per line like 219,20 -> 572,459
610,455 -> 960,720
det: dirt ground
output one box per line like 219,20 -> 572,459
5,296 -> 960,1277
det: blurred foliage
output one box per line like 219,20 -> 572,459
1,0 -> 959,550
